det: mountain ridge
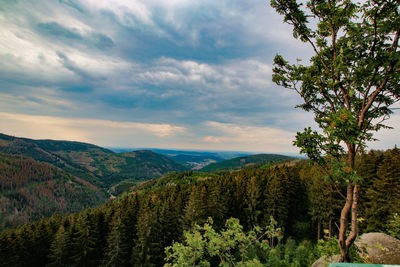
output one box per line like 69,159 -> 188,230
0,133 -> 189,188
200,153 -> 294,172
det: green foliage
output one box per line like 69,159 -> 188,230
294,127 -> 342,163
330,160 -> 361,184
316,237 -> 341,258
201,154 -> 293,172
324,109 -> 362,145
165,217 -> 319,267
387,213 -> 400,240
364,147 -> 400,232
152,171 -> 220,189
108,179 -> 138,196
316,235 -> 366,263
164,217 -> 281,267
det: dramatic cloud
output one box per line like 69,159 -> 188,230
0,0 -> 398,153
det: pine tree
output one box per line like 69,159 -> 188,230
306,164 -> 343,239
131,195 -> 158,265
244,176 -> 262,229
67,211 -> 100,267
357,150 -> 384,232
104,216 -> 124,267
0,231 -> 19,266
183,185 -> 209,229
48,224 -> 70,267
365,148 -> 400,232
264,167 -> 291,227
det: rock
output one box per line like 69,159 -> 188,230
311,255 -> 341,267
356,232 -> 400,264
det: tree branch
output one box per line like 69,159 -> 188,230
359,29 -> 400,127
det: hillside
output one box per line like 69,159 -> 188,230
0,133 -> 107,186
1,148 -> 400,266
112,150 -> 189,183
0,133 -> 189,188
200,153 -> 294,172
0,153 -> 106,230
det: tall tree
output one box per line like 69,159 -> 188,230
365,147 -> 400,232
270,0 -> 399,261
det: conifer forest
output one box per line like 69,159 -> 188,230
1,147 -> 399,266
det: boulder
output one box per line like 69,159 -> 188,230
356,232 -> 400,264
311,255 -> 341,267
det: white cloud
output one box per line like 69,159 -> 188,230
199,121 -> 299,153
138,57 -> 273,91
0,1 -> 133,85
0,112 -> 297,153
83,0 -> 153,26
64,51 -> 133,77
0,27 -> 74,82
0,90 -> 76,112
0,112 -> 186,146
0,22 -> 132,85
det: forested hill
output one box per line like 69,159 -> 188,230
0,153 -> 106,231
200,153 -> 293,172
0,133 -> 189,188
1,147 -> 399,266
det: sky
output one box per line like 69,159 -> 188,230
0,0 -> 399,154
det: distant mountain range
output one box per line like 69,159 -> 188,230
200,153 -> 294,172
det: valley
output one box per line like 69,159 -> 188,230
0,133 -> 293,230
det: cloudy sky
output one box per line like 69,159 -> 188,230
0,0 -> 398,153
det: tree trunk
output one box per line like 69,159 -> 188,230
318,220 -> 321,240
339,146 -> 358,262
339,182 -> 353,262
346,183 -> 358,248
329,219 -> 332,238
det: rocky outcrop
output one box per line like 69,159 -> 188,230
312,233 -> 400,266
356,232 -> 400,264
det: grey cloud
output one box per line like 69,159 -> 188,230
84,57 -> 299,128
56,51 -> 105,88
37,22 -> 114,50
91,33 -> 114,49
37,22 -> 83,40
58,0 -> 85,13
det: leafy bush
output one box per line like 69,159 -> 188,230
164,217 -> 318,267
